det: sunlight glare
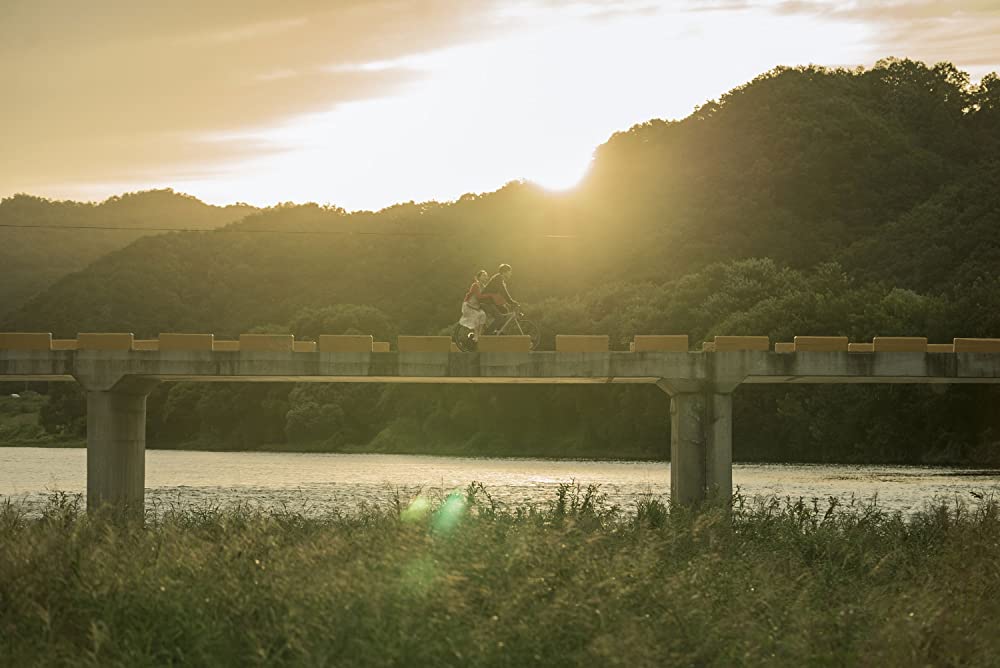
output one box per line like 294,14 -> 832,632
167,5 -> 874,210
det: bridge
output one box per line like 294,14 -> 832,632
3,332 -> 1000,516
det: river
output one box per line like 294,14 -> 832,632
2,447 -> 998,516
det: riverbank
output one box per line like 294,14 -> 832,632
2,488 -> 999,666
0,392 -> 82,448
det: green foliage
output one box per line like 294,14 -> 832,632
289,304 -> 396,341
283,384 -> 382,447
38,384 -> 87,439
0,391 -> 50,444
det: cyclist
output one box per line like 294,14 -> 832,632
459,269 -> 489,341
480,263 -> 519,333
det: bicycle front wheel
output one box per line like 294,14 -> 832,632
515,320 -> 541,350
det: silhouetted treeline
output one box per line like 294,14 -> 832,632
0,189 -> 254,319
7,59 -> 1000,463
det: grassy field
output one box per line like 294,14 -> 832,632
2,486 -> 999,667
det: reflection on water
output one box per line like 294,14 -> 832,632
1,448 -> 998,516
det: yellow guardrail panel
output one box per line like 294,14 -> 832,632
159,333 -> 214,351
318,335 -> 373,353
872,337 -> 927,352
793,336 -> 848,352
478,336 -> 532,352
953,338 -> 1000,352
632,335 -> 688,352
714,336 -> 769,352
78,333 -> 134,351
397,336 -> 452,353
239,334 -> 294,352
0,333 -> 52,351
555,335 -> 609,352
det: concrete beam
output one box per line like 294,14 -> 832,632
6,350 -> 1000,385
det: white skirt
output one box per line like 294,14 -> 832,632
459,302 -> 487,330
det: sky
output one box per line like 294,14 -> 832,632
3,0 -> 1000,211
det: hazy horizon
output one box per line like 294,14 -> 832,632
5,0 -> 1000,211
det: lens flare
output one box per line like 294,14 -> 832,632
431,492 -> 467,534
400,495 -> 431,523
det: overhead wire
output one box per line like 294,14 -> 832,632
0,222 -> 578,239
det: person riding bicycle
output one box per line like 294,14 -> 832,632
480,263 -> 519,333
458,269 -> 489,341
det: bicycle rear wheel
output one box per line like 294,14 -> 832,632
452,323 -> 477,352
515,320 -> 541,350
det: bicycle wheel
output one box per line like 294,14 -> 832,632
515,320 -> 541,350
452,323 -> 477,352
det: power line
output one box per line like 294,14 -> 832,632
0,222 -> 578,239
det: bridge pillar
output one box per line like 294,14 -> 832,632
669,392 -> 707,504
77,377 -> 159,517
705,392 -> 733,501
659,382 -> 734,505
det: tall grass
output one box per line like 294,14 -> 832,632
2,486 -> 999,666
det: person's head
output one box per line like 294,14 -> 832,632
498,263 -> 512,278
475,269 -> 488,283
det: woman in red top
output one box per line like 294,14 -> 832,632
459,269 -> 489,341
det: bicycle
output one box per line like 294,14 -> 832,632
452,306 -> 541,352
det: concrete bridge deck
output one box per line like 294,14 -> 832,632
4,347 -> 1000,516
4,349 -> 1000,387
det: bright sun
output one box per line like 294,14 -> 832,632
166,6 -> 874,210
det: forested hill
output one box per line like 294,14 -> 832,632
5,59 -> 999,338
0,189 -> 255,318
5,59 -> 1000,464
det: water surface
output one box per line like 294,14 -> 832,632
2,448 -> 998,515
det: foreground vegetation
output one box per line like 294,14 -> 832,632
2,487 -> 999,666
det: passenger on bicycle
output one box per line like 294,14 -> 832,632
480,263 -> 519,333
459,269 -> 489,341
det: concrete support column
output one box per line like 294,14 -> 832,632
670,392 -> 707,505
705,392 -> 733,501
663,385 -> 735,505
83,379 -> 158,516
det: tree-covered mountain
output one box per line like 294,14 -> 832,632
0,189 -> 255,318
5,59 -> 1000,464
